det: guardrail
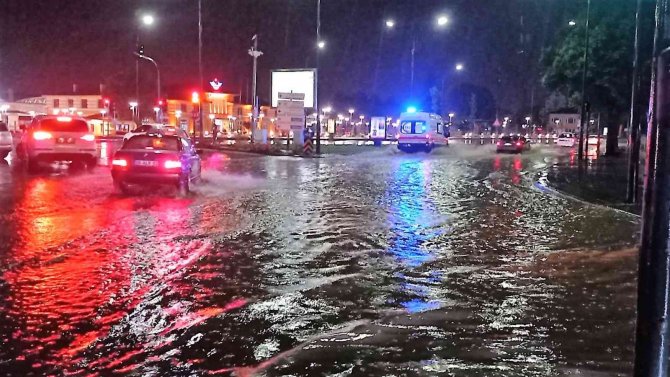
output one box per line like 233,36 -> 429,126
95,135 -> 568,146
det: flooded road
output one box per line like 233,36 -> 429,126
0,146 -> 639,376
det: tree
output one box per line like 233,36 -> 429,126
542,2 -> 637,153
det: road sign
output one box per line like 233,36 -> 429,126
303,136 -> 313,156
278,92 -> 305,101
277,92 -> 305,132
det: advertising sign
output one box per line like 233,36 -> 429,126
370,117 -> 387,139
271,69 -> 316,108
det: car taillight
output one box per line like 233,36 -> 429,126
497,141 -> 502,146
81,134 -> 95,142
164,160 -> 181,169
112,158 -> 127,167
33,131 -> 52,140
516,142 -> 522,147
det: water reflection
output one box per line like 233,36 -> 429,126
386,159 -> 445,313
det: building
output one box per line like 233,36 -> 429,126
0,94 -> 107,132
548,110 -> 580,134
165,92 -> 279,138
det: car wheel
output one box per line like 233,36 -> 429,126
177,177 -> 190,196
69,160 -> 87,172
114,179 -> 131,195
27,158 -> 40,173
193,170 -> 202,185
86,157 -> 98,171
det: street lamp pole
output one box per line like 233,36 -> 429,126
135,53 -> 161,121
626,0 -> 645,203
249,34 -> 263,143
577,0 -> 591,161
410,37 -> 416,98
634,0 -> 670,375
315,0 -> 322,154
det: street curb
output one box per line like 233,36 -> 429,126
201,145 -> 318,158
533,176 -> 640,218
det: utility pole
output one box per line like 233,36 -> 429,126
135,35 -> 140,122
627,0 -> 645,203
315,0 -> 321,154
249,34 -> 263,143
198,0 -> 204,143
634,0 -> 670,375
577,0 -> 591,161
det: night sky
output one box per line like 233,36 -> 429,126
0,0 -> 584,118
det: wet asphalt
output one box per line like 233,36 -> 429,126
0,144 -> 640,376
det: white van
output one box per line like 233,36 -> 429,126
397,112 -> 449,152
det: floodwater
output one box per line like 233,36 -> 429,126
0,144 -> 639,376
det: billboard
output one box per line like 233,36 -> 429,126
271,69 -> 316,108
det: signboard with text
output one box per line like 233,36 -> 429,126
277,92 -> 305,132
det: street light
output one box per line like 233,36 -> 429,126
436,15 -> 449,27
455,63 -> 464,71
385,19 -> 395,29
568,20 -> 577,26
448,112 -> 455,123
134,52 -> 161,120
318,41 -> 325,49
136,12 -> 156,122
323,106 -> 332,113
141,14 -> 155,26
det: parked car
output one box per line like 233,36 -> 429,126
111,133 -> 202,195
496,135 -> 531,153
0,122 -> 12,159
15,115 -> 97,172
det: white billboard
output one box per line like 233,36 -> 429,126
271,69 -> 316,108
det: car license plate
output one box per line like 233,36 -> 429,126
134,160 -> 157,167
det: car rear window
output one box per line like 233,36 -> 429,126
0,123 -> 7,132
123,135 -> 180,151
37,118 -> 89,132
135,125 -> 155,132
501,136 -> 512,141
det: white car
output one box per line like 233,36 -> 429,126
0,122 -> 12,159
15,115 -> 97,172
556,133 -> 576,147
123,124 -> 165,141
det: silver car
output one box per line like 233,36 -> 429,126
0,122 -> 12,159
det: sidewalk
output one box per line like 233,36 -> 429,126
543,152 -> 641,215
